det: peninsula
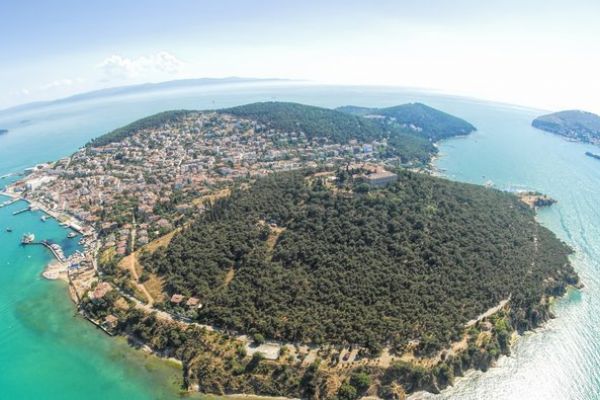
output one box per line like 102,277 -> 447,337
337,102 -> 476,141
532,110 -> 600,144
5,102 -> 578,399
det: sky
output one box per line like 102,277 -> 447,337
1,0 -> 600,112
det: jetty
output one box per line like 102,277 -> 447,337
0,198 -> 19,208
12,206 -> 31,215
22,240 -> 66,262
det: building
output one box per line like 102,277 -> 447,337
170,294 -> 184,304
90,282 -> 112,301
365,170 -> 398,187
103,314 -> 119,330
186,297 -> 202,308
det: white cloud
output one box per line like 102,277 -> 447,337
98,51 -> 185,80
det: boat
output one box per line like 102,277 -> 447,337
41,215 -> 48,222
67,232 -> 77,239
6,227 -> 13,232
21,233 -> 35,244
585,151 -> 600,161
78,239 -> 85,245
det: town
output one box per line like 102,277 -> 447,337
7,111 -> 399,255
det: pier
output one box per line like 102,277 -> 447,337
23,241 -> 66,262
0,198 -> 19,208
12,206 -> 31,215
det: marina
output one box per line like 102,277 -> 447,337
20,236 -> 67,263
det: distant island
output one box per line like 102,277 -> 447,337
0,129 -> 8,135
532,110 -> 600,144
585,152 -> 600,161
6,102 -> 579,399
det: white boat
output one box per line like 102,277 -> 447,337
67,232 -> 77,239
41,215 -> 48,222
21,233 -> 35,244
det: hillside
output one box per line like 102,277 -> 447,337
88,102 -> 477,164
145,169 -> 578,356
337,103 -> 476,141
222,102 -> 440,163
532,110 -> 600,144
88,110 -> 192,147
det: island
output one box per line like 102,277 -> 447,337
5,102 -> 578,399
532,109 -> 600,144
0,129 -> 8,135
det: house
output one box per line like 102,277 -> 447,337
91,282 -> 112,300
103,314 -> 119,330
186,297 -> 202,308
170,294 -> 184,304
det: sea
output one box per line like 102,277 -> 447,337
0,82 -> 598,399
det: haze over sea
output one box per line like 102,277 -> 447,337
1,82 -> 598,399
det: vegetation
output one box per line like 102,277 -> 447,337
221,102 -> 386,143
532,109 -> 600,143
222,102 -> 437,163
337,102 -> 476,141
145,169 -> 578,355
87,110 -> 192,146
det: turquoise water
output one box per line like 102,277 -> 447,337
0,196 -> 187,399
0,82 -> 598,399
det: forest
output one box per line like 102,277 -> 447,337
144,169 -> 578,355
336,102 -> 476,141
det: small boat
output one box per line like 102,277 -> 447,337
78,239 -> 85,245
67,232 -> 77,239
41,215 -> 48,222
6,227 -> 13,232
21,233 -> 35,244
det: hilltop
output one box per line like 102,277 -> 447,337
532,110 -> 600,144
337,102 -> 476,141
131,169 -> 577,397
147,170 -> 576,352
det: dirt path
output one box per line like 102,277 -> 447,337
465,296 -> 511,327
128,215 -> 154,306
